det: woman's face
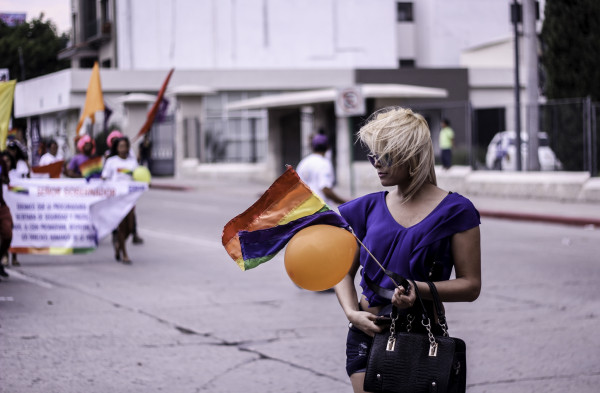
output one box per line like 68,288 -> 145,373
370,155 -> 410,187
83,142 -> 93,155
49,143 -> 58,156
117,140 -> 129,158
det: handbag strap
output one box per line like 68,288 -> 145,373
409,279 -> 431,323
362,268 -> 411,300
426,281 -> 449,336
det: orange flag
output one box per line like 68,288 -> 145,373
76,62 -> 105,136
31,160 -> 64,179
133,68 -> 174,142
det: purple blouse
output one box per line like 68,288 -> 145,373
339,191 -> 480,306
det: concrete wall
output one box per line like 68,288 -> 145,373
414,0 -> 513,67
115,0 -> 397,70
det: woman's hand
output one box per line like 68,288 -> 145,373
347,310 -> 384,337
391,283 -> 416,309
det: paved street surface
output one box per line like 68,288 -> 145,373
1,178 -> 599,392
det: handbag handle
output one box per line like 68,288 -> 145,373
408,279 -> 431,325
426,281 -> 449,336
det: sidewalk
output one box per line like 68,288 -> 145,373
149,174 -> 600,228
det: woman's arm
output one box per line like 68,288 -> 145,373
392,226 -> 481,306
334,248 -> 383,337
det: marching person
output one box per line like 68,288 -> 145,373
296,132 -> 348,206
38,139 -> 63,166
102,137 -> 139,264
0,155 -> 12,280
6,140 -> 30,181
105,130 -> 143,244
65,135 -> 99,179
334,107 -> 481,392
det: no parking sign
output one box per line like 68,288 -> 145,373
335,86 -> 365,117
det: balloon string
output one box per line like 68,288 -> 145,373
352,233 -> 400,288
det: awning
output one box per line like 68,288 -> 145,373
226,84 -> 448,111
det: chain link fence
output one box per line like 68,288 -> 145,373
471,97 -> 599,176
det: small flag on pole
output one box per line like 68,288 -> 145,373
134,68 -> 174,142
222,166 -> 349,271
76,62 -> 105,136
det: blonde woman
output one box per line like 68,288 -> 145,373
335,107 -> 481,392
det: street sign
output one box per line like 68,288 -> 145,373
335,86 -> 365,117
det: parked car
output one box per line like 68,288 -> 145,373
485,131 -> 562,171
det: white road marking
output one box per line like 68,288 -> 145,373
138,227 -> 221,250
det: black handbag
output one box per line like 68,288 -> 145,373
364,281 -> 467,393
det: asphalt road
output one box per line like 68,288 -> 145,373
1,182 -> 599,392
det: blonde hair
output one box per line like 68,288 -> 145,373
358,107 -> 437,201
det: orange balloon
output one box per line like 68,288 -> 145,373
284,225 -> 357,291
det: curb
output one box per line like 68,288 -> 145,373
479,209 -> 600,227
149,183 -> 194,192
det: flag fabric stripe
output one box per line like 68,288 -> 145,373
222,166 -> 349,271
222,168 -> 318,268
255,183 -> 316,229
222,168 -> 313,244
79,156 -> 103,180
278,194 -> 328,225
10,247 -> 96,255
239,210 -> 348,270
8,186 -> 29,195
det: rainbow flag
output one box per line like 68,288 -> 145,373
8,185 -> 29,195
79,156 -> 103,180
222,166 -> 349,271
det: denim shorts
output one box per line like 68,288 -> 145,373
345,324 -> 373,376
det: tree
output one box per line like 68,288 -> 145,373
540,0 -> 600,171
0,14 -> 70,82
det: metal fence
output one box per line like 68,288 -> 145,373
470,97 -> 599,176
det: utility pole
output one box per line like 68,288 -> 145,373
524,0 -> 540,171
511,0 -> 523,171
18,46 -> 26,80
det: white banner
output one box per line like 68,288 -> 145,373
3,178 -> 147,254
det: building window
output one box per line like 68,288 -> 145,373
399,59 -> 415,68
203,92 -> 270,163
397,2 -> 414,22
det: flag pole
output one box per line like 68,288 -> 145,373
352,233 -> 401,288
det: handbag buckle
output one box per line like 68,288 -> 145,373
386,335 -> 396,351
429,342 -> 438,357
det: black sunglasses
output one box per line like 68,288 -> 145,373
367,153 -> 393,167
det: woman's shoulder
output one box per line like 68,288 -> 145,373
444,192 -> 477,210
436,191 -> 480,223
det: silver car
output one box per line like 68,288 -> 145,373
485,131 -> 562,171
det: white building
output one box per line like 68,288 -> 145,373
14,0 -> 537,188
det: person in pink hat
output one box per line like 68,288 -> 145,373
65,135 -> 98,178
